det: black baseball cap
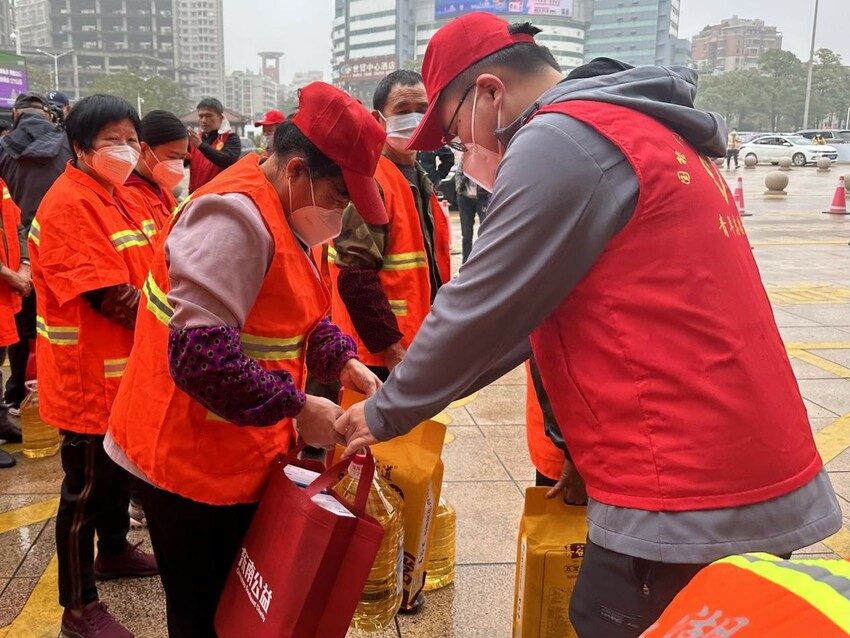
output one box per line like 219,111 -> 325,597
14,91 -> 49,111
46,91 -> 70,108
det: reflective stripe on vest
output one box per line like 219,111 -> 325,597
110,228 -> 149,251
144,273 -> 305,361
36,315 -> 79,345
2,187 -> 10,199
104,357 -> 129,378
29,218 -> 40,246
719,553 -> 850,630
141,219 -> 157,239
388,300 -> 408,316
382,250 -> 427,271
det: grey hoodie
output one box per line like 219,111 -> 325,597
362,65 -> 840,563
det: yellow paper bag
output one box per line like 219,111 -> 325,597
513,487 -> 587,638
339,390 -> 446,610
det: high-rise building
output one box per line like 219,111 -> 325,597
691,17 -> 782,74
174,0 -> 225,102
332,0 -> 590,103
14,0 -> 185,97
224,69 -> 277,120
0,0 -> 14,48
584,0 -> 689,67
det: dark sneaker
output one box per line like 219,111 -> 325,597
128,499 -> 146,528
94,541 -> 158,581
0,449 -> 15,468
0,420 -> 21,444
61,601 -> 134,637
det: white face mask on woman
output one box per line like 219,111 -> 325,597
461,88 -> 502,193
287,177 -> 344,247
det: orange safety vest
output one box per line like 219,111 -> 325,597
28,164 -> 159,435
524,361 -> 565,482
0,181 -> 22,346
124,172 -> 177,230
329,155 -> 450,366
108,155 -> 331,505
641,553 -> 850,637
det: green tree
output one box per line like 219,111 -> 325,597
759,49 -> 805,131
26,65 -> 54,95
809,48 -> 850,127
90,70 -> 191,115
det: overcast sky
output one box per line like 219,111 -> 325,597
223,0 -> 850,84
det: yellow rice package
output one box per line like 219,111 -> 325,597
513,487 -> 587,638
339,390 -> 446,610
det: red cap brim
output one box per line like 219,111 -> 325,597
406,96 -> 445,151
343,169 -> 388,225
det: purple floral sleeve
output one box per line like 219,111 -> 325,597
168,326 -> 306,426
306,317 -> 358,384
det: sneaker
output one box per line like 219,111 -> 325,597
61,601 -> 134,637
0,449 -> 15,468
94,541 -> 158,581
0,420 -> 21,444
128,499 -> 147,528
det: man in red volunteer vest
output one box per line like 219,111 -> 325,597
186,97 -> 240,193
336,12 -> 842,636
330,70 -> 451,384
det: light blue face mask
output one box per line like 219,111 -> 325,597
383,112 -> 424,139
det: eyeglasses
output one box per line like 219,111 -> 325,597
441,83 -> 476,151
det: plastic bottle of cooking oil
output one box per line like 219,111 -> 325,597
21,381 -> 60,459
424,496 -> 456,591
334,453 -> 404,631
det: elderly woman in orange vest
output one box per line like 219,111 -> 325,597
125,109 -> 188,227
0,180 -> 28,466
29,94 -> 162,638
106,82 -> 387,638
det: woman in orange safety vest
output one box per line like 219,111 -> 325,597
0,180 -> 27,462
106,82 -> 389,637
125,109 -> 189,228
29,95 -> 161,638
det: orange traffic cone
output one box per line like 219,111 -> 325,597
823,176 -> 848,215
734,176 -> 751,217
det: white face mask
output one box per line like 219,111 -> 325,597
384,112 -> 424,139
287,178 -> 343,247
462,89 -> 502,193
261,135 -> 272,149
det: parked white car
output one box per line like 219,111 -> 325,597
738,135 -> 838,166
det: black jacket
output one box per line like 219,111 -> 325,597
0,113 -> 74,244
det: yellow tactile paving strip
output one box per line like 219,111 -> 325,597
767,284 -> 850,305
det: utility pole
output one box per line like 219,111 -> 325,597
37,49 -> 74,91
802,0 -> 819,129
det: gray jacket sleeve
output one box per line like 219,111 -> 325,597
364,113 -> 639,439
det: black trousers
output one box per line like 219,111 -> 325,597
56,433 -> 131,609
568,538 -> 792,636
5,291 -> 35,407
139,480 -> 257,638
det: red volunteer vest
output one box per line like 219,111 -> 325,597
109,156 -> 330,505
330,156 -> 450,366
528,101 -> 819,511
188,131 -> 231,193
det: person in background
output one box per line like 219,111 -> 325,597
0,91 -> 73,417
726,127 -> 740,169
186,97 -> 240,193
0,119 -> 11,137
47,91 -> 72,124
0,179 -> 29,467
254,109 -> 286,155
106,82 -> 386,637
331,70 -> 451,387
417,145 -> 454,189
126,110 -> 189,226
30,94 -> 160,638
336,13 -> 841,635
454,154 -> 489,263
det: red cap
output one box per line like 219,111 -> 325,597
407,12 -> 535,151
291,83 -> 388,224
254,109 -> 286,127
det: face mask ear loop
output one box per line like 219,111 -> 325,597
308,176 -> 317,207
470,88 -> 479,150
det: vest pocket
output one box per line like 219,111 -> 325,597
193,415 -> 265,474
562,356 -> 600,425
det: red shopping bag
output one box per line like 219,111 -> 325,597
215,447 -> 385,638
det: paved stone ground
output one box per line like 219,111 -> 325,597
1,163 -> 849,637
